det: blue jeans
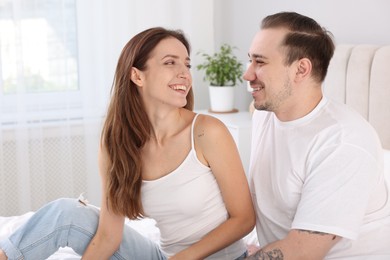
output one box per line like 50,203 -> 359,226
0,198 -> 166,260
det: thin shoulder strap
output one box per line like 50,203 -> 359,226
191,113 -> 200,149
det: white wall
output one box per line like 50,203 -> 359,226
213,0 -> 390,110
76,0 -> 390,124
77,0 -> 216,111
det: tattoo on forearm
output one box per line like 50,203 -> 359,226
246,248 -> 284,259
297,229 -> 337,240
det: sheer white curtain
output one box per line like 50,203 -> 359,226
0,0 -> 214,216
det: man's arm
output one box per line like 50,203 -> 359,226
246,249 -> 284,260
246,229 -> 341,260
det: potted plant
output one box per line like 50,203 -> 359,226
197,44 -> 243,112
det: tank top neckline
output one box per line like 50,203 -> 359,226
142,113 -> 205,183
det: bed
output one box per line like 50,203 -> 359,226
1,44 -> 390,259
0,210 -> 259,259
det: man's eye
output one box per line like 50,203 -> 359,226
186,64 -> 192,69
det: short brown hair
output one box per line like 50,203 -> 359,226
261,12 -> 335,82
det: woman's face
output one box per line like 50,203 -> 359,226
140,37 -> 192,110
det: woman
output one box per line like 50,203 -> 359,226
0,27 -> 255,260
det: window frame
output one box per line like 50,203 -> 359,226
0,0 -> 85,123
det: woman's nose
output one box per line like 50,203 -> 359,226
177,67 -> 191,79
177,71 -> 189,79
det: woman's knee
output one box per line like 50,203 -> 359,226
45,198 -> 99,225
49,197 -> 77,209
47,198 -> 79,215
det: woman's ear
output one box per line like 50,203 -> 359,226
295,58 -> 312,81
130,67 -> 144,87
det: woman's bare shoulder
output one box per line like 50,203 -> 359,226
194,114 -> 229,139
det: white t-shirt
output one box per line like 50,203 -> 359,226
141,114 -> 246,259
249,97 -> 390,259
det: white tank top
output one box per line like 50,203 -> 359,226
141,114 -> 246,259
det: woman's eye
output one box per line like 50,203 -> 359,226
186,64 -> 192,69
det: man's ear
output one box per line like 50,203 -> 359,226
130,67 -> 144,87
295,58 -> 312,81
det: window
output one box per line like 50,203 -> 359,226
0,0 -> 80,121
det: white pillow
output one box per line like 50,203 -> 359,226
384,149 -> 390,181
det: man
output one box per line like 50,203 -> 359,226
244,12 -> 390,259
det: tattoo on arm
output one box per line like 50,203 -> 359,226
245,230 -> 337,259
246,248 -> 284,260
297,229 -> 337,240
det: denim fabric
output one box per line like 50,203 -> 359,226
0,198 -> 166,260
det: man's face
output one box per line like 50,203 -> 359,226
243,28 -> 294,113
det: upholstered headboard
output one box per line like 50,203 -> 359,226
323,45 -> 390,150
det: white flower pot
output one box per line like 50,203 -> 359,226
208,86 -> 235,112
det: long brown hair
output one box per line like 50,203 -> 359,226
101,27 -> 193,219
261,12 -> 335,83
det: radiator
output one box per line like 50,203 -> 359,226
0,120 -> 102,216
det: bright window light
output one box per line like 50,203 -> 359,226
0,0 -> 79,117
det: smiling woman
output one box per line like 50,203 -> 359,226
0,26 -> 255,260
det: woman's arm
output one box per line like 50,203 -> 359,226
170,115 -> 256,260
82,143 -> 125,260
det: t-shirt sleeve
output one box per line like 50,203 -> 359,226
291,144 -> 381,240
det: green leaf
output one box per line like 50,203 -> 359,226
196,44 -> 243,86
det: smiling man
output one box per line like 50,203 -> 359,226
244,12 -> 390,260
